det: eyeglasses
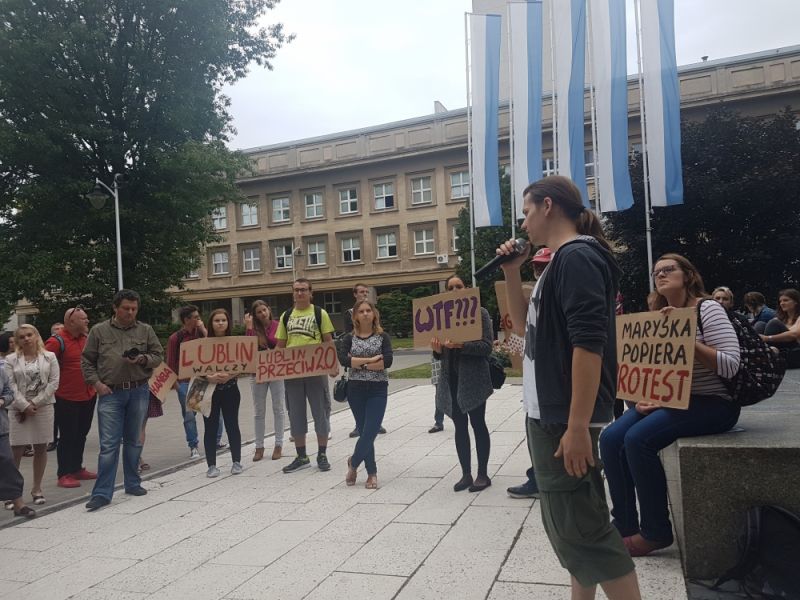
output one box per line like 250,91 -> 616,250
66,304 -> 85,320
651,265 -> 680,279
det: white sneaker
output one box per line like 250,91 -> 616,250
231,462 -> 243,475
190,448 -> 200,459
206,466 -> 220,478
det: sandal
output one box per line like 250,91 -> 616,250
345,456 -> 357,486
365,474 -> 378,490
31,493 -> 45,505
14,505 -> 36,519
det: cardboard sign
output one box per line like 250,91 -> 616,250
185,377 -> 215,418
412,288 -> 483,349
255,341 -> 339,383
495,281 -> 535,370
148,363 -> 177,403
616,308 -> 697,409
178,336 -> 258,379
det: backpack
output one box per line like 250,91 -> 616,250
697,300 -> 786,406
713,505 -> 800,598
282,305 -> 323,339
47,334 -> 66,365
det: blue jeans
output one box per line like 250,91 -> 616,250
177,381 -> 224,448
348,381 -> 388,475
91,385 -> 150,500
599,395 -> 740,542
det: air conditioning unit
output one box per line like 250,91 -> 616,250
436,254 -> 449,265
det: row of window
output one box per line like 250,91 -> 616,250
210,172 -> 470,231
189,226 -> 460,278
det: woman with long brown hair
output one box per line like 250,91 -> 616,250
760,289 -> 800,367
244,300 -> 286,460
4,324 -> 60,505
601,254 -> 742,557
202,309 -> 243,477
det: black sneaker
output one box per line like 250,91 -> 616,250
317,453 -> 331,472
428,424 -> 444,434
125,486 -> 148,496
349,428 -> 360,438
282,456 -> 311,473
507,479 -> 540,499
85,496 -> 110,512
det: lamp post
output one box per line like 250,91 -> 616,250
86,174 -> 124,290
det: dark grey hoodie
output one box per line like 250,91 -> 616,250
533,236 -> 621,425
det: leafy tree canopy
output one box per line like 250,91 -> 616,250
0,0 -> 291,327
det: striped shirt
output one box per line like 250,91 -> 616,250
692,300 -> 741,398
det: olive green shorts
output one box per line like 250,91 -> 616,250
527,417 -> 634,587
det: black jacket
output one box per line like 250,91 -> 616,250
534,237 -> 620,425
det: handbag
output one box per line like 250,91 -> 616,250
488,354 -> 506,389
333,369 -> 348,402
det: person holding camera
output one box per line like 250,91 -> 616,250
81,289 -> 164,511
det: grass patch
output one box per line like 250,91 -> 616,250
506,369 -> 522,377
391,337 -> 415,350
389,363 -> 432,379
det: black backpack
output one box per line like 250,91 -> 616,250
697,300 -> 787,406
713,505 -> 800,599
281,305 -> 323,339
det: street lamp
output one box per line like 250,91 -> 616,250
86,174 -> 124,290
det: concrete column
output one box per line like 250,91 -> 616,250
231,297 -> 244,326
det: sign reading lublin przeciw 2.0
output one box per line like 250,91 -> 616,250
616,308 -> 697,410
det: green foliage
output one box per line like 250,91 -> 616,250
606,108 -> 800,311
454,171 -> 535,320
0,0 -> 291,326
377,290 -> 413,337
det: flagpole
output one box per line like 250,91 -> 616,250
465,12 -> 477,288
586,0 -> 601,213
634,0 -> 655,291
548,0 -> 558,171
507,3 -> 516,240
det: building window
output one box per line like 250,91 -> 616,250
450,171 -> 469,199
240,202 -> 258,227
211,251 -> 229,275
211,207 -> 227,230
585,149 -> 595,179
323,292 -> 341,315
376,232 -> 397,259
542,157 -> 556,177
304,192 -> 324,219
411,176 -> 432,205
186,269 -> 200,279
373,182 -> 394,210
414,229 -> 435,255
341,237 -> 361,263
451,225 -> 460,252
339,188 -> 358,214
274,244 -> 293,270
272,197 -> 290,223
307,240 -> 327,266
241,247 -> 260,273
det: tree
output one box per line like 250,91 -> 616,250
0,0 -> 291,326
454,171 -> 535,322
606,108 -> 800,312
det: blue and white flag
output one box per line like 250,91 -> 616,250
470,13 -> 503,227
552,0 -> 589,207
509,1 -> 544,220
589,0 -> 634,212
640,0 -> 683,206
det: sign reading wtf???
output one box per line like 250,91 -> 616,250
412,288 -> 483,349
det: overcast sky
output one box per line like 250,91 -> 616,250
224,0 -> 800,150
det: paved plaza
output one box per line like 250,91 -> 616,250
0,383 -> 685,600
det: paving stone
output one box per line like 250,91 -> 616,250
312,502 -> 406,543
360,476 -> 437,505
66,589 -> 149,600
0,580 -> 24,596
339,522 -> 449,576
304,572 -> 405,600
488,581 -> 572,599
393,467 -> 475,525
470,476 -> 536,508
400,454 -> 460,478
212,518 -> 328,566
499,512 -> 570,586
147,563 -> 262,600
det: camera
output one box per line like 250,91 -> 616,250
122,348 -> 142,359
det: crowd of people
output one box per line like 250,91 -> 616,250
0,173 -> 796,596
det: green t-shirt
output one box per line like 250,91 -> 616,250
275,305 -> 335,347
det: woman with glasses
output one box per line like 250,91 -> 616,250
760,288 -> 800,368
245,300 -> 286,461
600,254 -> 742,557
432,275 -> 495,492
4,325 -> 60,506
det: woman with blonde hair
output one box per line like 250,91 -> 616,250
336,300 -> 393,489
244,299 -> 286,461
4,324 -> 60,505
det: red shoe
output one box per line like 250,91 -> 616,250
57,475 -> 81,488
72,468 -> 97,480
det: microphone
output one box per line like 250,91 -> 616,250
475,238 -> 529,280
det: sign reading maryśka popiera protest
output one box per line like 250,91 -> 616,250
178,336 -> 258,380
616,308 -> 697,410
412,288 -> 483,349
255,341 -> 339,384
148,363 -> 177,403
